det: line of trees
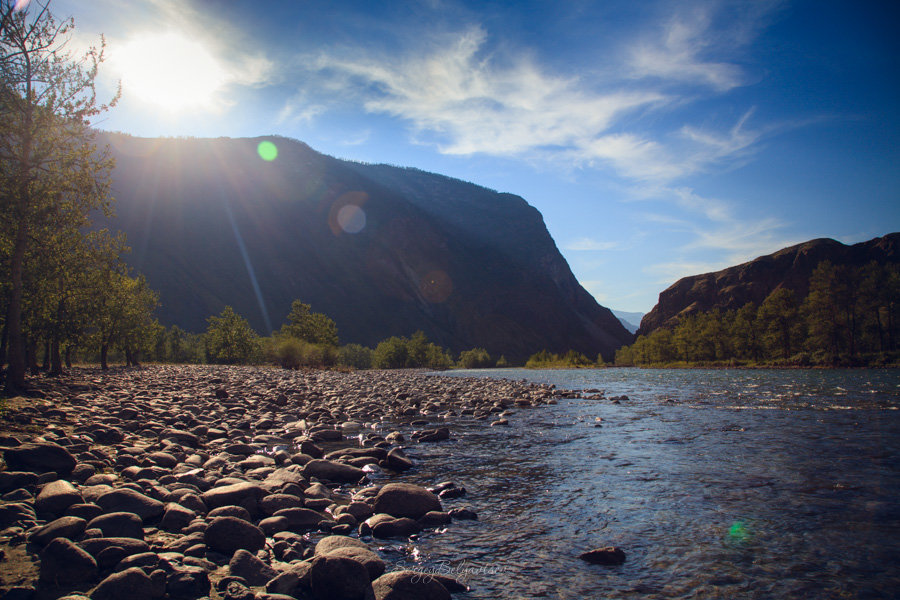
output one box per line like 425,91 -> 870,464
616,261 -> 900,367
1,1 -> 164,392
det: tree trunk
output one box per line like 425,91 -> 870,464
49,337 -> 62,376
100,343 -> 109,370
125,348 -> 133,367
0,321 -> 7,368
26,337 -> 39,374
5,221 -> 28,394
42,339 -> 50,371
65,345 -> 73,369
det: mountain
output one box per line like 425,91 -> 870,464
101,133 -> 632,361
612,310 -> 644,334
637,234 -> 900,336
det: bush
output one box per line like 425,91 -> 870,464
338,344 -> 373,369
457,348 -> 493,369
273,336 -> 304,369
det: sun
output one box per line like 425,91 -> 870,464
114,32 -> 228,112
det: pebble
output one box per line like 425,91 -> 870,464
0,364 -> 573,598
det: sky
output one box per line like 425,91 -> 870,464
45,0 -> 900,313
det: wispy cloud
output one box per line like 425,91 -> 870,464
565,238 -> 619,251
310,26 -> 664,159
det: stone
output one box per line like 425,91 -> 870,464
325,546 -> 386,580
0,471 -> 39,493
371,517 -> 420,539
204,516 -> 265,555
415,428 -> 450,443
303,459 -> 366,484
39,537 -> 98,585
274,507 -> 329,530
310,554 -> 371,600
201,482 -> 267,514
314,535 -> 370,556
228,548 -> 278,586
160,503 -> 196,532
78,537 -> 150,559
260,493 -> 303,514
385,448 -> 413,471
35,480 -> 83,515
372,483 -> 442,520
96,488 -> 165,522
417,511 -> 451,528
29,515 -> 87,546
3,443 -> 77,476
166,566 -> 211,598
86,511 -> 145,539
371,570 -> 451,600
90,566 -> 153,600
579,546 -> 626,565
66,503 -> 104,521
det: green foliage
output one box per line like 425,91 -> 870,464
496,355 -> 509,368
525,349 -> 593,368
372,336 -> 408,369
615,260 -> 900,367
280,300 -> 339,346
457,348 -> 494,369
338,343 -> 374,370
371,332 -> 453,369
266,335 -> 336,369
204,306 -> 260,365
1,0 -> 121,390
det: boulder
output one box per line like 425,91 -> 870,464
228,548 -> 278,586
166,566 -> 211,598
35,480 -> 83,515
39,537 -> 98,584
303,459 -> 366,484
204,516 -> 265,555
96,488 -> 164,522
326,546 -> 386,580
3,443 -> 77,476
314,535 -> 370,556
86,511 -> 145,539
371,570 -> 451,600
578,546 -> 626,565
310,554 -> 371,600
78,537 -> 150,559
372,483 -> 441,520
273,507 -> 329,530
29,515 -> 87,546
91,566 -> 153,600
160,502 -> 197,532
201,481 -> 267,514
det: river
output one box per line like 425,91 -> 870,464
370,368 -> 900,599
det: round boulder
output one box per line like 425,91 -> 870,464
204,516 -> 265,555
310,554 -> 371,600
371,570 -> 451,600
372,483 -> 441,520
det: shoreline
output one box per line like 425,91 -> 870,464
0,364 -> 576,599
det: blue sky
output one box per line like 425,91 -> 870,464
52,0 -> 900,313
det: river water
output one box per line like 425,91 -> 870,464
370,368 -> 900,599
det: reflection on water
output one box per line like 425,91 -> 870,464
379,368 -> 900,599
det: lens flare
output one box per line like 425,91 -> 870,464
257,141 -> 278,161
728,520 -> 749,542
337,204 -> 366,234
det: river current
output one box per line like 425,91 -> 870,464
369,368 -> 900,599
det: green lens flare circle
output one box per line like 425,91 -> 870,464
257,140 -> 278,161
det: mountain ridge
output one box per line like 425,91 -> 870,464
638,233 -> 900,336
100,133 -> 632,361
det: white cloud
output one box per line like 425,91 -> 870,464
309,26 -> 665,160
565,238 -> 619,251
626,8 -> 744,91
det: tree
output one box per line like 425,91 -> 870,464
93,272 -> 159,369
372,336 -> 408,369
205,306 -> 259,364
280,300 -> 339,346
457,347 -> 493,369
1,0 -> 118,392
758,288 -> 800,360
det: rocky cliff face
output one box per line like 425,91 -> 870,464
637,233 -> 900,335
102,134 -> 631,361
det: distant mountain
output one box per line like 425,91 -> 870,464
101,133 -> 632,361
638,234 -> 900,336
612,310 -> 644,334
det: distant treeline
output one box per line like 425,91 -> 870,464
104,299 -> 515,371
616,261 -> 900,367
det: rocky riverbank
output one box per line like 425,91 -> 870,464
0,364 -> 576,600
